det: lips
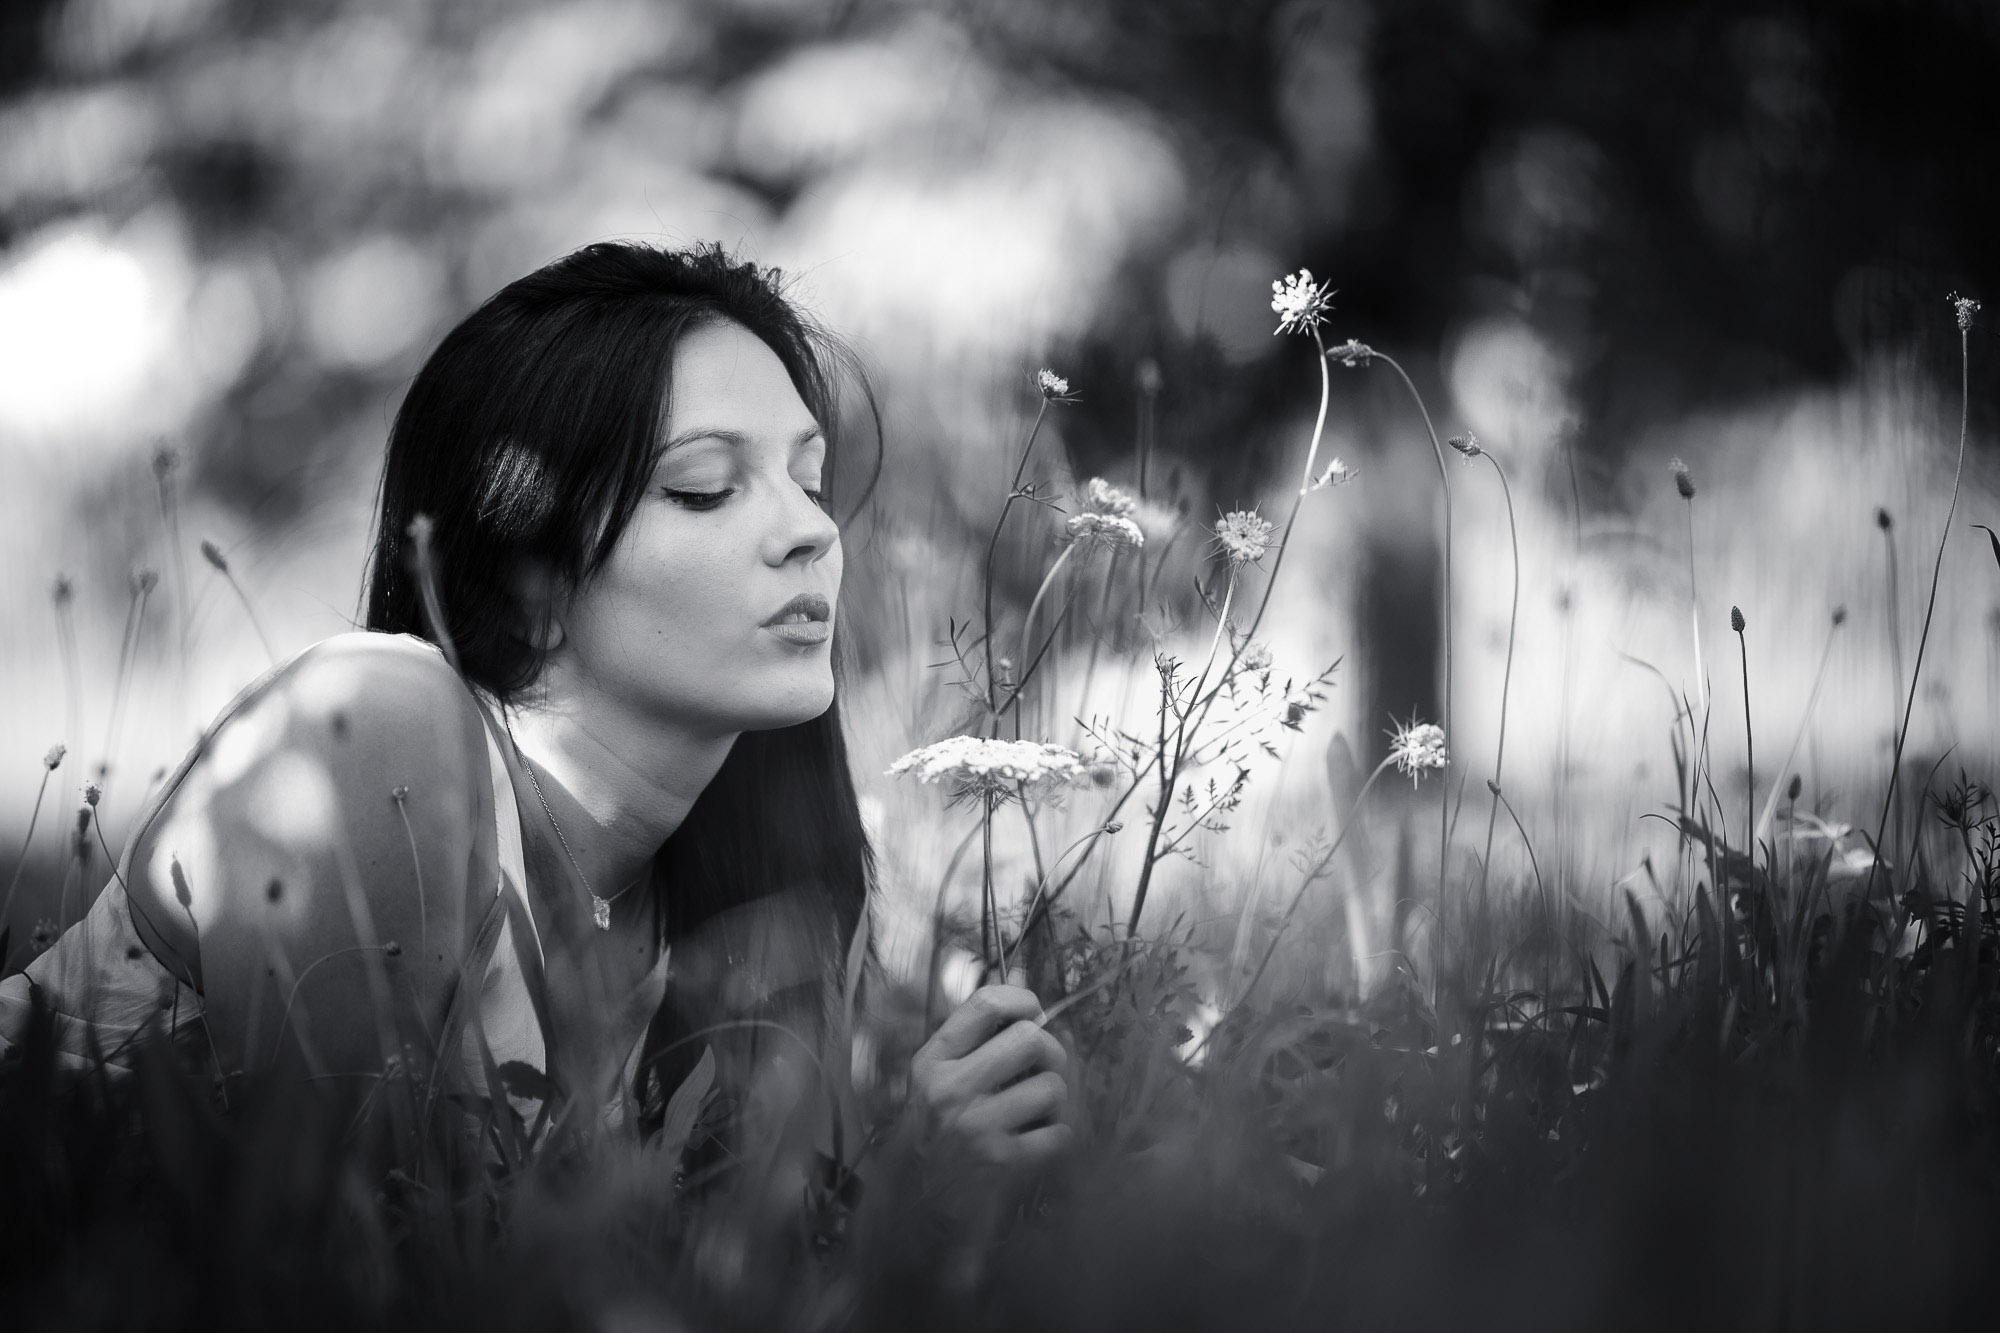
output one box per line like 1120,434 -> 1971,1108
763,592 -> 831,627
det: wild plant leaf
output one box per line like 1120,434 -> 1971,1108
656,1042 -> 715,1171
1975,524 -> 2000,576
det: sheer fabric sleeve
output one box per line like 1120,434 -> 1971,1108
101,631 -> 496,1085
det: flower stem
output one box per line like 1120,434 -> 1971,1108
1476,451 -> 1520,909
982,399 -> 1051,730
1866,317 -> 1973,907
2,765 -> 54,929
1755,612 -> 1845,842
980,789 -> 999,977
1015,542 -> 1078,690
1370,351 -> 1455,910
1235,754 -> 1397,1007
1737,619 -> 1754,868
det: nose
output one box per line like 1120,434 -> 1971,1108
765,478 -> 841,567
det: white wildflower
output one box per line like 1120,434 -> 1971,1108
888,736 -> 1086,804
1036,368 -> 1075,401
1080,477 -> 1137,518
1309,456 -> 1356,491
1065,511 -> 1146,551
1239,640 -> 1273,673
1386,718 -> 1448,786
1271,269 -> 1335,336
1212,509 -> 1276,566
1131,497 -> 1182,543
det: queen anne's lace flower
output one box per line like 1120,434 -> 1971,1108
1240,640 -> 1273,673
888,736 -> 1086,803
1064,478 -> 1145,550
1065,511 -> 1146,551
1271,269 -> 1335,336
1081,477 -> 1137,518
1036,369 -> 1076,401
1387,718 -> 1448,786
1212,509 -> 1276,566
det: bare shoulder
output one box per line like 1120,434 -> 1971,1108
122,631 -> 500,1072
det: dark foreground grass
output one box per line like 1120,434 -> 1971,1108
5,805 -> 1999,1333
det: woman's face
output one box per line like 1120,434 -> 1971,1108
557,318 -> 842,736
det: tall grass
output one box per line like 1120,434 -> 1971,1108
3,289 -> 1997,1331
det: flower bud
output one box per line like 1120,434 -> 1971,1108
1730,606 -> 1745,633
200,539 -> 229,572
42,743 -> 65,770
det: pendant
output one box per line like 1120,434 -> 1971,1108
592,894 -> 612,931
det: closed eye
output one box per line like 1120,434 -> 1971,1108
661,487 -> 732,510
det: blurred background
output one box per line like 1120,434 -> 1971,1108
3,0 -> 1997,985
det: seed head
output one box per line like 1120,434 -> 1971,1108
200,539 -> 229,572
131,566 -> 159,595
82,780 -> 101,807
1036,368 -> 1076,402
1951,293 -> 1981,333
30,919 -> 56,952
1271,269 -> 1336,336
75,804 -> 92,836
1135,358 -> 1163,395
1787,773 -> 1803,801
1730,605 -> 1745,633
1387,718 -> 1449,786
1212,509 -> 1277,566
1875,507 -> 1892,531
1670,458 -> 1695,499
43,743 -> 65,770
52,574 -> 73,606
407,513 -> 435,545
1832,604 -> 1848,627
151,442 -> 180,478
384,940 -> 402,957
1327,338 -> 1375,367
1447,433 -> 1483,459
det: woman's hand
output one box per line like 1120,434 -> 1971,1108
907,983 -> 1074,1176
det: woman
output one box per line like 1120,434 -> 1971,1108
0,241 -> 1072,1187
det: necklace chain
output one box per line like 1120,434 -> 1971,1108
505,715 -> 640,932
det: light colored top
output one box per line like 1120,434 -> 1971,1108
0,631 -> 669,1135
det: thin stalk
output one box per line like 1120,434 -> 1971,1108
1866,308 -> 1975,906
1736,611 -> 1754,867
98,573 -> 155,789
1016,542 -> 1078,685
982,399 -> 1052,728
1235,754 -> 1398,1008
1372,351 -> 1456,907
2,763 -> 56,927
1007,821 -> 1120,974
1475,451 -> 1521,909
979,790 -> 999,976
153,447 -> 191,733
1754,610 -> 1846,843
1490,780 -> 1547,924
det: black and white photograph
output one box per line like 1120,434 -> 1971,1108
1,1 -> 1996,1328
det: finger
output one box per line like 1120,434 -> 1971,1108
956,1018 -> 1067,1092
998,1121 -> 1074,1169
923,984 -> 1043,1062
957,1069 -> 1067,1138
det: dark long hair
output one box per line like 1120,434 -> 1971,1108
362,240 -> 880,1131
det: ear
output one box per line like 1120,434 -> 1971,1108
508,557 -> 567,653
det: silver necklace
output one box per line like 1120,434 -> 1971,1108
505,717 -> 641,932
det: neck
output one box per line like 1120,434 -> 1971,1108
501,660 -> 737,904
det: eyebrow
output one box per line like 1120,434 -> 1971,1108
661,424 -> 826,455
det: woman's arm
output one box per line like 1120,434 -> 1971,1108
121,631 -> 498,1089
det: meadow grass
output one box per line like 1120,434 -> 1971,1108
2,289 -> 1997,1331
